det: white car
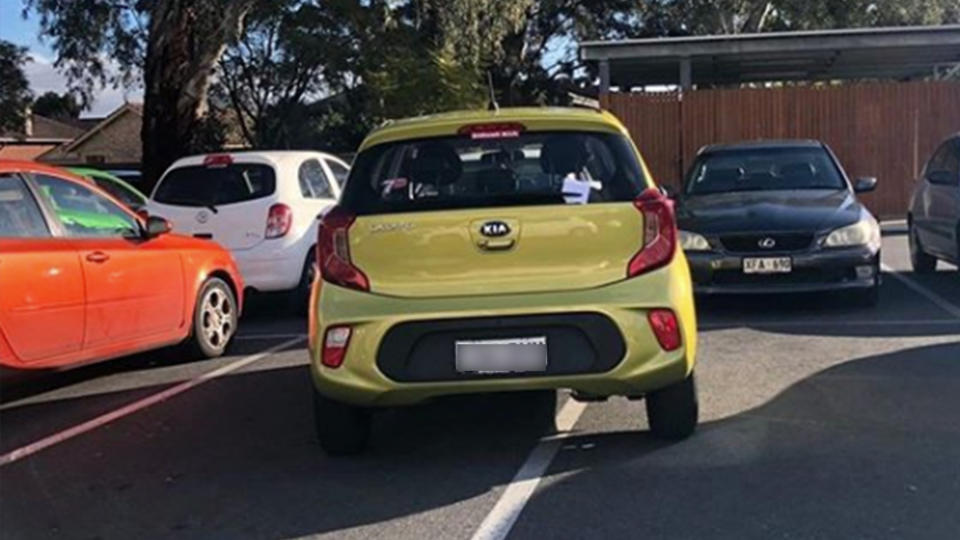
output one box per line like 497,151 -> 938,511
148,151 -> 350,309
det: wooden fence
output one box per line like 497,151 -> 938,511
602,82 -> 960,218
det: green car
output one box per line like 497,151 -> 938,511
37,172 -> 141,237
69,167 -> 148,211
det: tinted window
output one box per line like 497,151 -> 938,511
299,159 -> 334,199
154,164 -> 276,206
686,147 -> 846,195
326,159 -> 350,188
341,131 -> 647,215
92,177 -> 143,207
0,174 -> 50,238
34,175 -> 139,238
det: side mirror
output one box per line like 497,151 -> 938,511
144,215 -> 172,238
926,170 -> 957,186
853,176 -> 877,193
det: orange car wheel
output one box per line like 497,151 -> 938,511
185,277 -> 238,358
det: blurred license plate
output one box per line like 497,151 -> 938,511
455,337 -> 548,374
743,257 -> 792,274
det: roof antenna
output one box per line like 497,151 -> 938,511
486,71 -> 499,113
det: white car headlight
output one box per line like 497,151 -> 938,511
679,230 -> 711,251
823,218 -> 880,248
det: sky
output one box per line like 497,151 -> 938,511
0,0 -> 141,118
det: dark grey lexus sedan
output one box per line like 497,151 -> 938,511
676,140 -> 881,305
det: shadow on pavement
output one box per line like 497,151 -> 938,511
0,338 -> 278,406
697,272 -> 960,337
511,340 -> 960,539
3,341 -> 960,539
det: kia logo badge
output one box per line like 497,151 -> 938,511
758,237 -> 777,249
480,221 -> 511,237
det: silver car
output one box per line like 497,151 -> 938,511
909,134 -> 960,272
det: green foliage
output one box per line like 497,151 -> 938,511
0,40 -> 33,134
32,91 -> 82,120
21,0 -> 960,161
25,0 -> 146,106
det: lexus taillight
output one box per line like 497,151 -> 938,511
265,203 -> 293,239
648,309 -> 681,351
322,326 -> 352,368
317,206 -> 369,291
627,188 -> 677,277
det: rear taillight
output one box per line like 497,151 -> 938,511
322,326 -> 352,368
627,188 -> 677,277
457,122 -> 526,140
648,309 -> 681,351
265,203 -> 293,239
317,206 -> 369,291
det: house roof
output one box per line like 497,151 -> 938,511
0,114 -> 85,142
0,144 -> 61,161
581,24 -> 960,87
62,102 -> 143,152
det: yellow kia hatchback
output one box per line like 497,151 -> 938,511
308,107 -> 698,454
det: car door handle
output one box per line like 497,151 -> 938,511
86,252 -> 110,263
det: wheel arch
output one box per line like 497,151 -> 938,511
206,270 -> 242,314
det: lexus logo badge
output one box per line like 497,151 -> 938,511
758,237 -> 777,249
480,221 -> 511,238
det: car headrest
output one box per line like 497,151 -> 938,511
540,135 -> 588,176
480,150 -> 516,167
411,142 -> 463,186
703,168 -> 743,184
780,162 -> 816,180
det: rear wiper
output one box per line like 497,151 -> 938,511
161,198 -> 219,213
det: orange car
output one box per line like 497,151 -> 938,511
0,161 -> 244,370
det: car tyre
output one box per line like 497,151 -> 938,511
909,221 -> 937,273
646,372 -> 698,441
313,387 -> 371,456
185,277 -> 238,358
290,250 -> 317,316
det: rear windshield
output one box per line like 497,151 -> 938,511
340,131 -> 647,215
153,163 -> 276,206
685,147 -> 847,195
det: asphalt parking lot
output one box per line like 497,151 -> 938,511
1,231 -> 958,540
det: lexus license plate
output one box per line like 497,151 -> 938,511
455,337 -> 548,374
743,257 -> 792,274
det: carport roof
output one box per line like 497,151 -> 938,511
581,25 -> 960,88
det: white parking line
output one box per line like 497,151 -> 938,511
471,397 -> 587,540
0,337 -> 305,467
882,264 -> 960,319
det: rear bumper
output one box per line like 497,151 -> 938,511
233,236 -> 311,292
309,257 -> 698,406
686,245 -> 879,295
